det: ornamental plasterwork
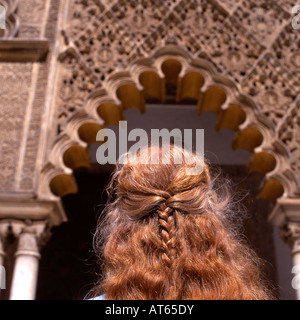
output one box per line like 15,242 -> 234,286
45,0 -> 300,199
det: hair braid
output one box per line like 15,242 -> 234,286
157,202 -> 177,269
91,144 -> 274,300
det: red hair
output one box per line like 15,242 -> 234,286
91,145 -> 274,299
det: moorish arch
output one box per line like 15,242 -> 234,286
40,45 -> 295,205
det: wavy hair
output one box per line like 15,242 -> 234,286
90,144 -> 274,300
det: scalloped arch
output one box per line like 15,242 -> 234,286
40,45 -> 298,204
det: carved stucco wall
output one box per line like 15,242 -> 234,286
0,0 -> 48,39
0,62 -> 33,193
0,0 -> 300,211
36,0 -> 300,205
0,0 -> 59,196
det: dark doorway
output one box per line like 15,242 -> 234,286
36,166 -> 112,300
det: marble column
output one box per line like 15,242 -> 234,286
9,221 -> 46,300
0,200 -> 65,300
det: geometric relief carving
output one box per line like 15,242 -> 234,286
67,1 -> 136,79
234,0 -> 290,48
56,0 -> 230,131
140,12 -> 193,55
17,0 -> 46,38
216,0 -> 241,14
0,0 -> 50,63
65,0 -> 230,79
141,0 -> 228,55
111,0 -> 169,44
277,103 -> 300,193
56,52 -> 101,134
276,0 -> 297,14
67,0 -> 105,39
18,63 -> 47,192
174,0 -> 228,45
75,11 -> 137,76
272,25 -> 300,79
242,54 -> 300,127
0,0 -> 19,38
0,63 -> 33,193
17,25 -> 41,39
17,1 -> 61,192
0,0 -> 47,39
206,16 -> 264,83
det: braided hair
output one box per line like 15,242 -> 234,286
91,144 -> 274,300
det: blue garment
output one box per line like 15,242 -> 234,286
89,294 -> 106,300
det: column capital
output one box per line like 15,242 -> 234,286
9,220 -> 47,300
1,219 -> 51,250
13,220 -> 49,260
0,199 -> 67,227
268,198 -> 300,228
269,197 -> 300,255
280,222 -> 300,255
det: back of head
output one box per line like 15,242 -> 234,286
91,144 -> 273,300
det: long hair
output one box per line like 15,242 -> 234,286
90,144 -> 274,300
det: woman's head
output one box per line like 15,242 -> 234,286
91,144 -> 273,300
113,144 -> 212,218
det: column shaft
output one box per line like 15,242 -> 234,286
9,230 -> 40,300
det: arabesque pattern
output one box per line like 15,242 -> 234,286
47,0 -> 300,200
